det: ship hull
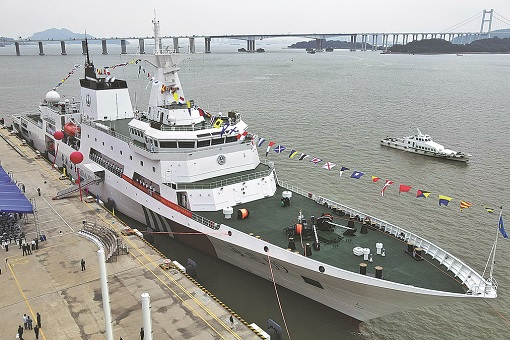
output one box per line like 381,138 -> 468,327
380,138 -> 469,163
13,117 -> 480,322
83,175 -> 477,322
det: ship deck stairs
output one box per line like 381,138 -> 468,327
52,176 -> 103,200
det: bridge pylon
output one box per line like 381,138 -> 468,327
480,9 -> 494,38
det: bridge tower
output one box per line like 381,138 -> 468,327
479,9 -> 494,38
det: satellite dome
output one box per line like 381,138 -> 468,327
46,90 -> 61,103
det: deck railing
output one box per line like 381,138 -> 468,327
81,120 -> 131,143
190,212 -> 220,230
172,168 -> 273,190
20,115 -> 43,129
277,179 -> 495,297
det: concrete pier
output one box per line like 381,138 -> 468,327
205,37 -> 211,53
350,34 -> 357,51
120,39 -> 127,54
189,37 -> 195,54
247,39 -> 255,52
315,38 -> 325,51
102,39 -> 108,55
38,41 -> 44,56
173,37 -> 179,53
139,38 -> 145,54
0,128 -> 265,340
60,40 -> 67,55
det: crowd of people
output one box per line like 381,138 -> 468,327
0,212 -> 24,252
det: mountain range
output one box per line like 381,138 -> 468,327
30,28 -> 95,40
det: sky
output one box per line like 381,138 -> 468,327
1,1 -> 510,39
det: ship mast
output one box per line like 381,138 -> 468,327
83,33 -> 97,81
152,13 -> 161,55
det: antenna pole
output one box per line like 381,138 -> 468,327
488,209 -> 502,281
85,31 -> 91,66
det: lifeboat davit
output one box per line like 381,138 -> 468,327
64,122 -> 80,137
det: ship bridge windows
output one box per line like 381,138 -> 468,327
211,137 -> 225,145
197,140 -> 211,148
151,133 -> 241,151
178,141 -> 196,148
159,141 -> 178,148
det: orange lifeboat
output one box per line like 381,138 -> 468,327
64,122 -> 80,137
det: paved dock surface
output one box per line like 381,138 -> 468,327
0,127 -> 263,340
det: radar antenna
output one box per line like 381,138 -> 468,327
152,12 -> 161,54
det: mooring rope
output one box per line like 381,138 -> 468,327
483,299 -> 510,325
266,253 -> 292,340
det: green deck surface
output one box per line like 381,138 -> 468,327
199,186 -> 466,294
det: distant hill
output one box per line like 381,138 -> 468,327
30,28 -> 95,41
26,28 -> 126,44
389,37 -> 510,53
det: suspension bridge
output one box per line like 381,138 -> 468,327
2,9 -> 510,55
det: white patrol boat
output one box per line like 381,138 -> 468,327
380,128 -> 471,162
11,20 -> 497,322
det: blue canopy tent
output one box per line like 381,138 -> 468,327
0,166 -> 33,213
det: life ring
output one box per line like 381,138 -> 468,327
237,208 -> 249,220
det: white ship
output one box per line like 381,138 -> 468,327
12,20 -> 497,321
381,128 -> 471,162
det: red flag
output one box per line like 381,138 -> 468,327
399,184 -> 412,194
371,176 -> 381,182
236,131 -> 248,140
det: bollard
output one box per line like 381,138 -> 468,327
359,263 -> 367,275
37,188 -> 41,196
